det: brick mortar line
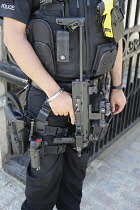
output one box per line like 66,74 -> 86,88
93,157 -> 140,184
1,169 -> 25,187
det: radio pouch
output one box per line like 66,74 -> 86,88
26,19 -> 55,76
57,30 -> 70,62
92,43 -> 118,76
111,6 -> 125,43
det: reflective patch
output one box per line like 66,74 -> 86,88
1,4 -> 15,10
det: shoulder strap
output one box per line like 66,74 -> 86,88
64,0 -> 70,17
39,0 -> 70,17
119,0 -> 125,13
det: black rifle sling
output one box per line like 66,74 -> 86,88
36,0 -> 69,123
36,100 -> 51,122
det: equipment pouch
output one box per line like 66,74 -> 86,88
5,105 -> 28,155
111,6 -> 125,43
27,19 -> 55,76
90,88 -> 112,141
91,43 -> 118,76
91,120 -> 109,141
56,30 -> 70,62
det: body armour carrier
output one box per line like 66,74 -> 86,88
5,0 -> 125,166
26,0 -> 124,80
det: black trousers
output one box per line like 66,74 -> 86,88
21,85 -> 90,210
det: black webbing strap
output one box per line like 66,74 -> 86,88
40,0 -> 69,16
35,123 -> 68,136
44,144 -> 66,154
36,99 -> 51,122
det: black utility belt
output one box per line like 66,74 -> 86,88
43,144 -> 66,155
31,79 -> 73,91
35,120 -> 68,137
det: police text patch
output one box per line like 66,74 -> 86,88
1,4 -> 15,10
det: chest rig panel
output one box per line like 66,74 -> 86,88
27,0 -> 119,80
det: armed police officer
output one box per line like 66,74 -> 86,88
0,0 -> 126,209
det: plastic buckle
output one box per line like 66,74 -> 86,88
114,6 -> 124,25
37,103 -> 51,122
43,104 -> 51,115
68,21 -> 81,32
57,145 -> 66,154
43,102 -> 51,111
56,127 -> 68,136
40,0 -> 52,5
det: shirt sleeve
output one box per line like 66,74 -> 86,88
0,0 -> 33,24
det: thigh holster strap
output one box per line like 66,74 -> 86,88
44,145 -> 66,155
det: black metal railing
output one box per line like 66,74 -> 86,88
90,0 -> 140,160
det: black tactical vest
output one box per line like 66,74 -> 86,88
27,0 -> 123,81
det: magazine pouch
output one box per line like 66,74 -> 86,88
27,19 -> 55,76
91,120 -> 109,141
90,93 -> 112,141
92,43 -> 118,76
